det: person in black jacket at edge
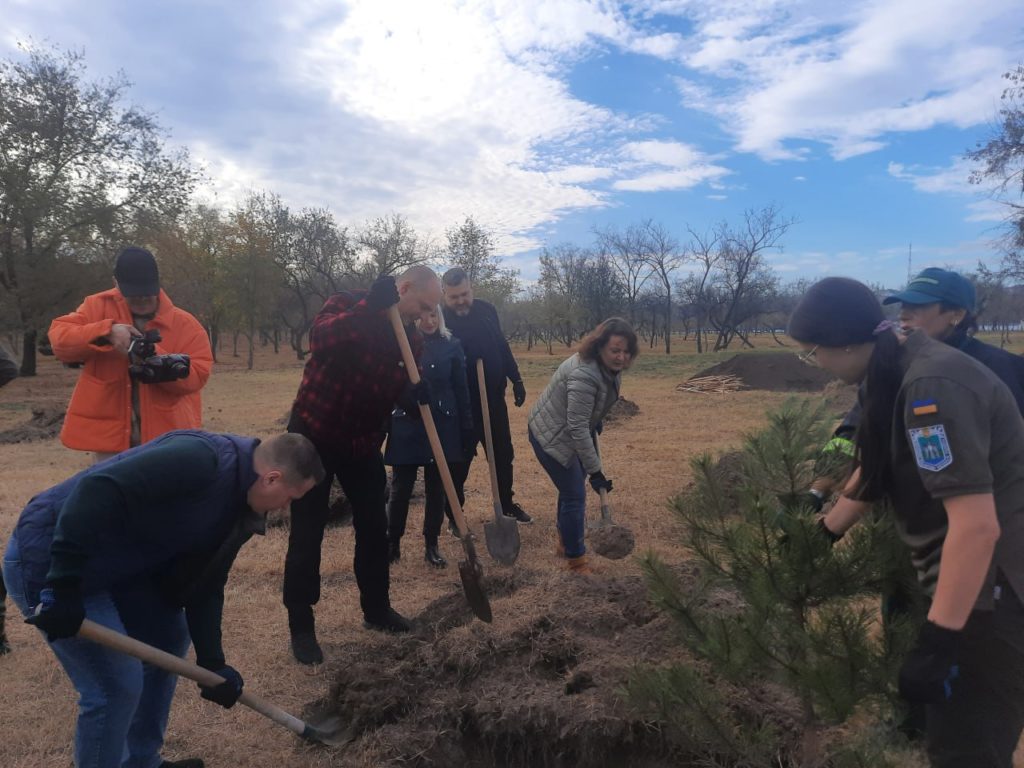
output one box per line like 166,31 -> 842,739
1,431 -> 324,768
0,345 -> 16,656
441,267 -> 532,528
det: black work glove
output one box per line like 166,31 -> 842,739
898,621 -> 961,704
589,472 -> 613,494
366,275 -> 399,312
25,585 -> 85,641
199,664 -> 244,709
512,380 -> 526,408
412,378 -> 431,405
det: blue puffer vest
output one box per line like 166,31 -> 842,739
11,430 -> 257,600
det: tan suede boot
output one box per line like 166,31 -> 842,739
566,555 -> 597,574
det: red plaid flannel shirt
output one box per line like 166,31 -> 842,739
290,291 -> 423,456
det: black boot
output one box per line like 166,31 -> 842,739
290,629 -> 324,665
363,607 -> 412,633
388,538 -> 401,563
424,540 -> 447,568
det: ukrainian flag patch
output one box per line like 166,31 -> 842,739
911,399 -> 939,416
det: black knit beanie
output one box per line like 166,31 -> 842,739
788,277 -> 884,346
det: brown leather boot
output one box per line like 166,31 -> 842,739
566,555 -> 597,574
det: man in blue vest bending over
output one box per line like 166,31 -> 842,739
2,430 -> 324,768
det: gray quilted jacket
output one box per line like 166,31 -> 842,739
528,353 -> 621,474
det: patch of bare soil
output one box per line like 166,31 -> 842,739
589,524 -> 635,560
0,404 -> 65,444
601,397 -> 639,426
316,569 -> 689,767
690,352 -> 837,392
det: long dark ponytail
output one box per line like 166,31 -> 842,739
851,329 -> 903,500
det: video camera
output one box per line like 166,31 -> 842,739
128,330 -> 191,384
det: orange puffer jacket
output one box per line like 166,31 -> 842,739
49,288 -> 214,452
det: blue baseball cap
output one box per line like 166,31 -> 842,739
882,267 -> 975,312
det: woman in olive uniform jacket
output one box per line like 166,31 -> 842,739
789,277 -> 1024,768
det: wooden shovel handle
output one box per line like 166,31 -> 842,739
78,619 -> 310,738
387,307 -> 473,541
476,359 -> 503,515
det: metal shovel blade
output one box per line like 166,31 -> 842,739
484,504 -> 521,566
458,555 -> 493,623
300,715 -> 357,747
590,489 -> 636,560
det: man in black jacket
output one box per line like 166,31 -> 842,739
441,267 -> 531,525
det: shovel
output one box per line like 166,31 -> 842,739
589,490 -> 636,561
77,619 -> 352,747
387,306 -> 492,623
477,359 -> 521,565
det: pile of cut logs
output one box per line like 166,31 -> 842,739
676,374 -> 744,393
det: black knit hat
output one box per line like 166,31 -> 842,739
788,277 -> 884,347
114,247 -> 159,297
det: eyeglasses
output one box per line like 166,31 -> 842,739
797,345 -> 819,365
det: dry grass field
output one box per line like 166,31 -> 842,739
0,332 -> 1021,767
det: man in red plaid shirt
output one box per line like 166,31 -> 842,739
283,266 -> 442,664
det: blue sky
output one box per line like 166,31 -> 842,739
4,0 -> 1023,288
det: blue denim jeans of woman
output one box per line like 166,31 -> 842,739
4,533 -> 190,768
528,429 -> 587,558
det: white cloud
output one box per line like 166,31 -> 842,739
613,139 -> 731,191
887,157 -> 1013,225
662,0 -> 1022,160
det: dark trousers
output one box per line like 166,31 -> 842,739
387,463 -> 455,543
450,396 -> 516,514
282,441 -> 390,629
0,568 -> 7,647
925,584 -> 1024,767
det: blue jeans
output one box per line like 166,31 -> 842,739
3,534 -> 190,768
529,429 -> 588,558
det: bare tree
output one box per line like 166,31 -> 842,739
356,213 -> 431,279
276,208 -> 356,359
967,65 -> 1024,272
444,215 -> 520,306
594,223 -> 653,325
678,226 -> 723,353
712,206 -> 794,351
0,44 -> 198,375
640,220 -> 685,353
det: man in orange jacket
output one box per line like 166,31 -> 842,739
49,247 -> 213,462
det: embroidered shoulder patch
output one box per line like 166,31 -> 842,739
911,399 -> 939,416
908,425 -> 953,472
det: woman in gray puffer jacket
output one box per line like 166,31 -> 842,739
528,318 -> 638,572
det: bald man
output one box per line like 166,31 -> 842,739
283,268 -> 442,663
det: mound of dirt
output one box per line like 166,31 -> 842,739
0,404 -> 65,443
314,568 -> 799,767
689,352 -> 837,392
590,524 -> 636,560
602,397 -> 639,426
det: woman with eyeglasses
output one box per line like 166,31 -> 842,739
789,277 -> 1024,767
809,268 -> 1024,505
